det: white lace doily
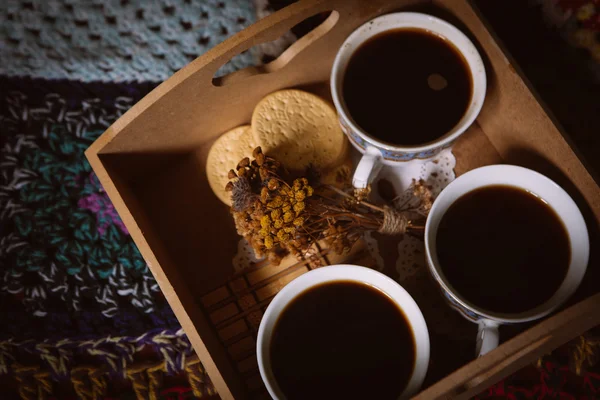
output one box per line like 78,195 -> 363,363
358,148 -> 456,279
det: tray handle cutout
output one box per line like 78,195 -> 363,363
212,10 -> 339,87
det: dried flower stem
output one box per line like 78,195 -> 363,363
325,185 -> 386,213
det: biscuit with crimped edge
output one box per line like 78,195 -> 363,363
251,89 -> 346,171
206,125 -> 257,205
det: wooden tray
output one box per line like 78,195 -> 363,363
86,0 -> 600,398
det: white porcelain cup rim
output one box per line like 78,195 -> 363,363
425,165 -> 589,355
330,11 -> 487,153
256,264 -> 430,400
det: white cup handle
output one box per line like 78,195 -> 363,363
352,146 -> 384,189
476,320 -> 500,357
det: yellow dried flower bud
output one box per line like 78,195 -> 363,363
282,202 -> 292,213
293,201 -> 305,214
293,217 -> 304,227
264,236 -> 274,249
293,179 -> 301,191
273,219 -> 283,229
271,209 -> 282,220
306,186 -> 314,197
283,211 -> 294,223
260,215 -> 271,229
284,226 -> 296,234
294,190 -> 305,202
268,196 -> 283,209
260,187 -> 269,203
259,228 -> 269,237
277,230 -> 290,242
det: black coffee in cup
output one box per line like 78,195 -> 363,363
436,185 -> 570,314
342,28 -> 473,146
269,280 -> 415,400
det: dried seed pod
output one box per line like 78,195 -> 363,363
228,169 -> 237,179
267,179 -> 279,191
260,187 -> 270,203
237,157 -> 250,169
237,168 -> 247,177
256,152 -> 265,166
252,146 -> 263,158
225,182 -> 234,192
259,167 -> 270,181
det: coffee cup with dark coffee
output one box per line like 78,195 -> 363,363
256,265 -> 430,400
330,12 -> 487,189
425,165 -> 589,356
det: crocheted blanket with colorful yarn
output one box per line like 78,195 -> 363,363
0,77 -> 219,399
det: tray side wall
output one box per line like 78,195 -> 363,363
85,150 -> 245,399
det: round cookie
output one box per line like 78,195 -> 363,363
251,89 -> 346,171
206,125 -> 257,206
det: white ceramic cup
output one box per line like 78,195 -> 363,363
425,165 -> 589,356
257,264 -> 430,400
330,12 -> 486,189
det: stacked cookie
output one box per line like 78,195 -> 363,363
207,89 -> 349,205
